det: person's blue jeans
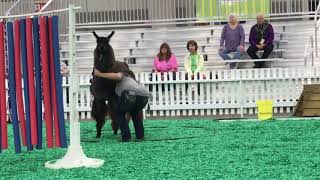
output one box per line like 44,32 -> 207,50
219,47 -> 242,69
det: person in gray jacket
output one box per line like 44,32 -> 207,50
94,69 -> 149,142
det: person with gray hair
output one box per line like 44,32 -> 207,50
219,14 -> 245,69
247,13 -> 274,68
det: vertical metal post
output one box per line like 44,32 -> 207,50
68,3 -> 78,147
45,5 -> 104,169
311,36 -> 314,66
315,11 -> 318,57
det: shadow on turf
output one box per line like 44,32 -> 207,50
79,125 -> 219,143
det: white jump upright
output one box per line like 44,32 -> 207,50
45,4 -> 104,169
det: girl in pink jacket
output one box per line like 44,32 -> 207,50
153,43 -> 178,73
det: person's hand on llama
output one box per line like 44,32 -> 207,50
60,62 -> 69,77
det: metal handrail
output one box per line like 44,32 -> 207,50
4,0 -> 22,16
38,0 -> 54,13
304,35 -> 314,67
314,2 -> 320,57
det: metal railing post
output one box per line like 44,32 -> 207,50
311,36 -> 314,66
314,2 -> 320,57
315,13 -> 318,57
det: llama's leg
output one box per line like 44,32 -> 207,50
107,109 -> 119,135
108,111 -> 130,135
125,112 -> 131,123
93,99 -> 106,138
108,96 -> 121,135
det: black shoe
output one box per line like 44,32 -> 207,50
122,135 -> 131,142
260,64 -> 267,68
253,64 -> 261,68
135,137 -> 145,142
122,138 -> 131,142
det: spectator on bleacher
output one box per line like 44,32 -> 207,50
184,40 -> 205,79
247,13 -> 274,68
219,14 -> 245,69
153,43 -> 177,72
152,43 -> 178,81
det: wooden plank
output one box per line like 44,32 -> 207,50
302,109 -> 320,116
303,84 -> 320,93
303,94 -> 320,101
301,101 -> 320,109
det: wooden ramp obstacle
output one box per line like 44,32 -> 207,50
294,84 -> 320,117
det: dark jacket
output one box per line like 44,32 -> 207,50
249,22 -> 274,46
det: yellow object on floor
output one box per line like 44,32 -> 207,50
257,100 -> 273,120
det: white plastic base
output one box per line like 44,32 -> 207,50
45,145 -> 104,169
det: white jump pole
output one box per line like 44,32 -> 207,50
45,4 -> 104,169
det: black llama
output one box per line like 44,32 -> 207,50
90,31 -> 138,138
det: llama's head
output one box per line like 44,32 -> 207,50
92,31 -> 116,70
93,31 -> 114,54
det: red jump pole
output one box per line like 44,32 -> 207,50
0,22 -> 8,149
14,20 -> 27,146
48,17 -> 60,147
26,18 -> 37,145
39,16 -> 53,148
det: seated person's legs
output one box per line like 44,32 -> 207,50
228,46 -> 243,69
258,44 -> 274,68
256,44 -> 273,68
261,43 -> 274,59
247,45 -> 259,59
234,46 -> 242,59
247,45 -> 261,67
218,48 -> 231,60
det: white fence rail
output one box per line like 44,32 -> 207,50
58,67 -> 320,120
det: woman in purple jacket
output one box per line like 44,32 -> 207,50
247,13 -> 274,68
219,14 -> 245,69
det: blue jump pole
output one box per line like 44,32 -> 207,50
52,16 -> 67,148
32,17 -> 43,149
20,19 -> 33,151
7,22 -> 22,154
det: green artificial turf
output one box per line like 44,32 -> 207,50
1,118 -> 320,179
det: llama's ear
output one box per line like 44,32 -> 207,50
92,31 -> 99,39
107,31 -> 115,40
